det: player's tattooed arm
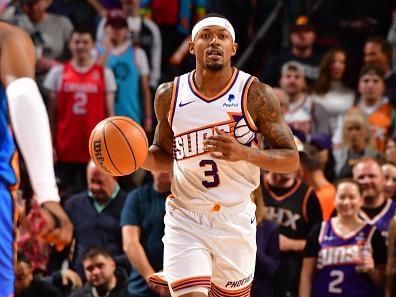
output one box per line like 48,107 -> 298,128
142,82 -> 174,172
247,80 -> 299,173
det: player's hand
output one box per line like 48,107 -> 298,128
147,273 -> 171,297
203,127 -> 247,161
147,281 -> 171,297
39,201 -> 73,251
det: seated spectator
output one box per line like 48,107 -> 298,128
70,247 -> 129,297
382,162 -> 396,200
312,47 -> 355,135
299,179 -> 386,297
333,108 -> 379,179
121,171 -> 171,297
263,15 -> 321,89
15,252 -> 63,297
280,61 -> 331,138
62,161 -> 128,278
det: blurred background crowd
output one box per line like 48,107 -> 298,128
2,0 -> 396,296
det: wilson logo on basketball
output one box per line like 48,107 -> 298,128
89,116 -> 148,176
93,139 -> 111,174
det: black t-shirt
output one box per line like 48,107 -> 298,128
263,180 -> 323,238
361,200 -> 388,220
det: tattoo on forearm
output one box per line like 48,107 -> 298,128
247,81 -> 296,150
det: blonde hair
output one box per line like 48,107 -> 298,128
342,107 -> 373,149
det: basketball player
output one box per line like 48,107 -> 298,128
0,21 -> 72,296
299,179 -> 386,297
142,14 -> 299,297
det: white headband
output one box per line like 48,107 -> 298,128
191,17 -> 235,42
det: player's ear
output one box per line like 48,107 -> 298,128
231,42 -> 238,56
188,40 -> 195,55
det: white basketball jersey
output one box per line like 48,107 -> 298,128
169,68 -> 260,208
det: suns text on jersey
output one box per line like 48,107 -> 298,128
174,123 -> 232,160
316,244 -> 361,269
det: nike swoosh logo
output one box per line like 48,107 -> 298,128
179,100 -> 195,107
250,217 -> 256,224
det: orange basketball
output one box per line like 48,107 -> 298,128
89,116 -> 148,176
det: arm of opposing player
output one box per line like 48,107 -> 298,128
248,81 -> 299,173
142,82 -> 174,172
0,29 -> 72,249
1,29 -> 58,203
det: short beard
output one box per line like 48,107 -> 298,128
206,62 -> 223,71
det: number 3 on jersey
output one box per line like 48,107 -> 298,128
200,160 -> 219,188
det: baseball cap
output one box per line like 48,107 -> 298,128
105,9 -> 128,28
310,133 -> 332,150
291,15 -> 314,32
281,60 -> 305,76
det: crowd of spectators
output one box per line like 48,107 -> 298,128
2,0 -> 396,296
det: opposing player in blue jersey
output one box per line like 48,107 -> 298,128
299,179 -> 386,297
0,22 -> 73,296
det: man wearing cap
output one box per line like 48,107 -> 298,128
280,61 -> 331,138
263,15 -> 321,89
96,0 -> 162,90
99,9 -> 153,133
141,13 -> 299,297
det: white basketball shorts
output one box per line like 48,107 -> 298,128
162,197 -> 257,297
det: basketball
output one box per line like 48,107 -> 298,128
89,116 -> 149,176
234,118 -> 255,145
